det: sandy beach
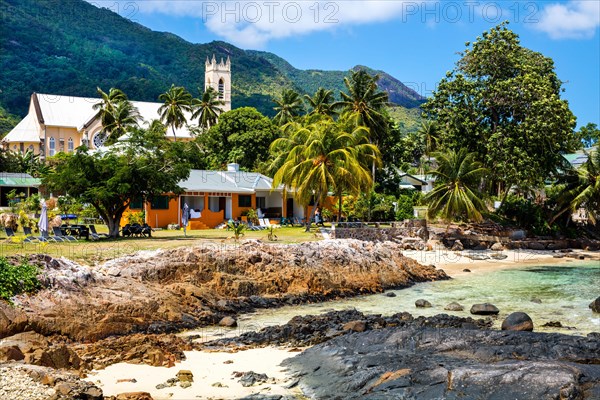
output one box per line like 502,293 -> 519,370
86,346 -> 303,399
402,247 -> 599,276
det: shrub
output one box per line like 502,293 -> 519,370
0,257 -> 40,301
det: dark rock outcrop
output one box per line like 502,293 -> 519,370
283,326 -> 600,399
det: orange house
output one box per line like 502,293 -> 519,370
128,164 -> 308,229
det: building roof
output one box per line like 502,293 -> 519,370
2,113 -> 39,143
0,172 -> 41,187
4,93 -> 195,143
179,169 -> 277,193
563,152 -> 589,168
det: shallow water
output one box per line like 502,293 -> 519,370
186,261 -> 600,340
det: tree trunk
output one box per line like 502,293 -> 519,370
338,193 -> 343,222
305,193 -> 322,232
106,216 -> 121,238
172,126 -> 177,142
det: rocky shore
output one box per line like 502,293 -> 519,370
283,325 -> 600,399
1,240 -> 447,342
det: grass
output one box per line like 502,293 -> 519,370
0,225 -> 325,264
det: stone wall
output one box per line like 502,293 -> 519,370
332,220 -> 428,242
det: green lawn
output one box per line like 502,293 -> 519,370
0,225 -> 324,264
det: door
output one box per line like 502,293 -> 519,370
286,198 -> 294,218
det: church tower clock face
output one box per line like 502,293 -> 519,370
92,132 -> 107,148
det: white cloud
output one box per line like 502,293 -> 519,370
88,1 -> 420,48
533,1 -> 600,39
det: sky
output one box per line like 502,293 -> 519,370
88,0 -> 600,128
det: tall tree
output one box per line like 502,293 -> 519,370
158,85 -> 192,142
576,123 -> 600,149
270,114 -> 380,229
43,123 -> 191,237
337,69 -> 389,146
304,88 -> 338,117
273,89 -> 304,126
191,86 -> 225,132
93,88 -> 140,145
425,148 -> 488,223
422,22 -> 577,201
197,107 -> 278,170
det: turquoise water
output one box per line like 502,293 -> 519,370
186,261 -> 600,340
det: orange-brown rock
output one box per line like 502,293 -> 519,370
4,240 -> 448,342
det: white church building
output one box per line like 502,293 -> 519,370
2,55 -> 231,157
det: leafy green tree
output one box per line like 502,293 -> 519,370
158,85 -> 192,142
576,123 -> 600,149
191,86 -> 224,132
422,22 -> 577,200
197,107 -> 278,170
304,88 -> 338,117
43,122 -> 191,237
552,150 -> 600,225
273,89 -> 304,126
270,114 -> 380,229
425,148 -> 488,223
93,88 -> 141,145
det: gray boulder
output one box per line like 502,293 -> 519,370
451,240 -> 464,251
470,303 -> 500,315
415,299 -> 432,308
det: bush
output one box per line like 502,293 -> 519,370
395,194 -> 415,220
0,257 -> 40,301
497,195 -> 552,235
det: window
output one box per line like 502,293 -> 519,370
150,196 -> 169,210
49,137 -> 55,156
256,197 -> 266,210
130,196 -> 144,210
67,138 -> 74,153
218,78 -> 224,99
238,195 -> 252,207
93,132 -> 107,148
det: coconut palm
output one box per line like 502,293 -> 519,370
270,114 -> 380,230
304,88 -> 338,117
552,150 -> 600,225
425,148 -> 488,222
337,69 -> 389,145
273,89 -> 304,126
93,88 -> 140,145
191,87 -> 225,132
102,101 -> 141,145
158,85 -> 192,142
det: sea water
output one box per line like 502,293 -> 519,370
187,261 -> 600,341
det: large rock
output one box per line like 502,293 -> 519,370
218,316 -> 237,327
491,242 -> 504,251
4,241 -> 449,341
415,299 -> 432,308
590,297 -> 600,313
470,303 -> 500,315
451,240 -> 464,251
0,331 -> 81,370
342,320 -> 366,332
501,312 -> 534,332
283,326 -> 600,399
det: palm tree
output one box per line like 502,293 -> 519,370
273,89 -> 303,126
270,114 -> 380,231
191,87 -> 225,132
102,101 -> 141,145
419,120 -> 439,160
552,150 -> 600,225
158,85 -> 192,142
93,88 -> 140,145
425,148 -> 488,223
337,69 -> 389,146
304,88 -> 338,117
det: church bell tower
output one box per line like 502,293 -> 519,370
205,55 -> 231,112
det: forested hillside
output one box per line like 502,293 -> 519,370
0,0 -> 423,133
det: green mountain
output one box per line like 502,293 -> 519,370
0,0 -> 424,128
